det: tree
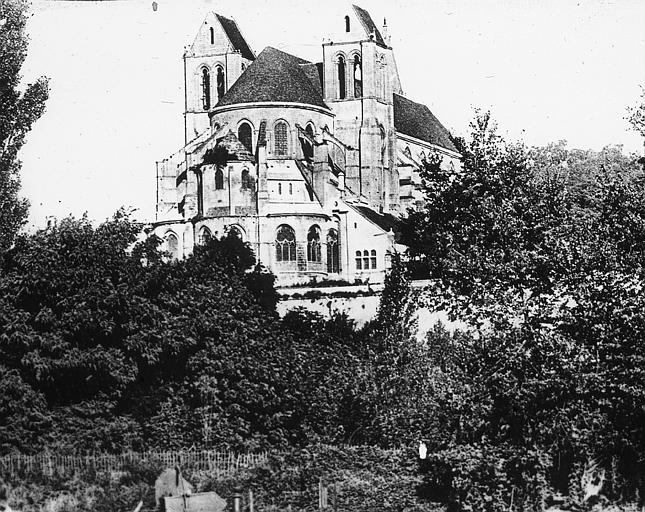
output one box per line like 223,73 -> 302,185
628,86 -> 645,141
0,0 -> 49,252
400,112 -> 571,325
0,211 -> 304,452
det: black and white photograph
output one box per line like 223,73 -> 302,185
1,0 -> 645,510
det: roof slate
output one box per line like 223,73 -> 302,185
215,14 -> 255,61
393,93 -> 458,154
352,5 -> 387,48
354,205 -> 402,240
216,47 -> 330,110
300,62 -> 324,96
217,130 -> 255,162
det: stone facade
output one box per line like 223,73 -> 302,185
153,5 -> 462,286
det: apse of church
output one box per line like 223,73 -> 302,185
153,4 -> 461,285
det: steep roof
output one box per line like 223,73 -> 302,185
354,205 -> 402,238
300,62 -> 324,96
216,47 -> 330,110
352,5 -> 387,48
393,93 -> 458,154
217,130 -> 254,162
215,14 -> 255,61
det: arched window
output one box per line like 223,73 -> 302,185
307,225 -> 321,263
201,67 -> 211,110
278,182 -> 282,195
370,249 -> 377,269
198,226 -> 212,245
209,27 -> 214,45
404,146 -> 412,159
276,225 -> 296,262
353,55 -> 362,98
228,225 -> 243,239
274,121 -> 288,156
327,229 -> 340,273
215,168 -> 224,190
304,123 -> 315,159
196,169 -> 204,215
345,15 -> 350,32
337,56 -> 346,99
238,122 -> 252,152
355,250 -> 362,270
165,232 -> 179,260
289,183 -> 293,195
363,250 -> 369,269
216,66 -> 225,100
241,169 -> 251,190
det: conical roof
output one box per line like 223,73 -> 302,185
217,130 -> 255,162
215,47 -> 329,110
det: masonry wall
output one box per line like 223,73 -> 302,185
209,105 -> 334,161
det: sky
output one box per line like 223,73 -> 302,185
17,0 -> 645,228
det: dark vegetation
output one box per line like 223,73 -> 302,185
4,0 -> 645,509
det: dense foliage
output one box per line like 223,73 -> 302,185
398,110 -> 645,510
0,213 -> 424,457
0,0 -> 49,251
0,213 -> 312,452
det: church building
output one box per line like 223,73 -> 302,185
153,4 -> 461,285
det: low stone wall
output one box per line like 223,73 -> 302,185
276,281 -> 461,336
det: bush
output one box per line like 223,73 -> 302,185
422,444 -> 549,512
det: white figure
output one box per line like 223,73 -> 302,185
418,441 -> 427,460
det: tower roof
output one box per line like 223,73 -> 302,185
393,94 -> 458,153
215,47 -> 330,110
352,5 -> 387,48
215,14 -> 255,61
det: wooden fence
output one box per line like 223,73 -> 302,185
0,450 -> 269,478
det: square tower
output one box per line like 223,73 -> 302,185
184,13 -> 255,144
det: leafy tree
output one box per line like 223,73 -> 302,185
401,112 -> 571,325
0,211 -> 305,452
0,0 -> 49,251
400,112 -> 645,506
628,86 -> 645,140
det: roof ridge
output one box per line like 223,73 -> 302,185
262,45 -> 312,65
215,46 -> 329,110
215,13 -> 255,61
351,4 -> 387,48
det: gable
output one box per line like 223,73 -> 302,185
188,12 -> 254,59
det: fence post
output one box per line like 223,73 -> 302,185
248,490 -> 254,512
333,482 -> 338,511
232,493 -> 242,512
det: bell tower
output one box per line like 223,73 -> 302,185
184,12 -> 255,144
322,4 -> 402,212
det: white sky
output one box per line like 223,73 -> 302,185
18,0 -> 645,228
